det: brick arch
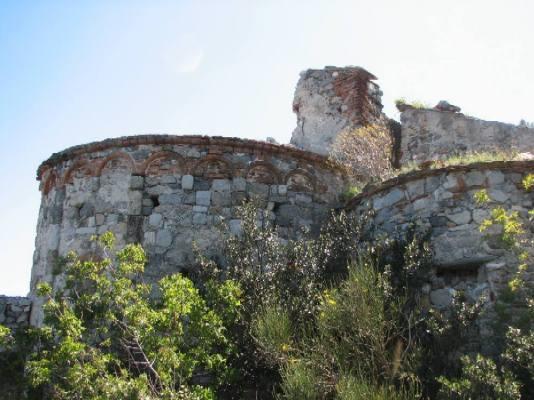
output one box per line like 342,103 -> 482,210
141,151 -> 185,176
42,169 -> 59,195
192,155 -> 232,179
96,152 -> 135,177
63,159 -> 94,184
246,161 -> 281,184
284,169 -> 317,192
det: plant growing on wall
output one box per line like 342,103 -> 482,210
329,124 -> 394,185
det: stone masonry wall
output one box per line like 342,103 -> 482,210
400,108 -> 534,165
0,296 -> 31,329
347,161 -> 533,345
30,135 -> 346,325
290,66 -> 385,155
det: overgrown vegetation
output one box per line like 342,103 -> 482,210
395,98 -> 431,110
329,124 -> 395,186
1,188 -> 532,398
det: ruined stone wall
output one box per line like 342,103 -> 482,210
400,108 -> 534,165
30,135 -> 345,325
0,296 -> 31,329
347,161 -> 533,344
290,66 -> 385,155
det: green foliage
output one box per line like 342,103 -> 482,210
479,206 -> 524,248
23,232 -> 241,399
276,361 -> 319,400
0,324 -> 11,347
252,305 -> 294,367
474,189 -> 491,205
437,354 -> 521,400
251,228 -> 432,399
340,185 -> 363,202
395,98 -> 431,109
336,374 -> 418,400
522,173 -> 534,191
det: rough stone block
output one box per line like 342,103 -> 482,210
430,288 -> 455,309
193,213 -> 208,225
296,193 -> 313,205
465,171 -> 485,187
229,219 -> 242,236
181,175 -> 194,190
149,213 -> 162,227
76,227 -> 97,235
232,191 -> 248,206
130,175 -> 145,190
193,205 -> 208,213
487,171 -> 505,185
196,191 -> 211,206
212,191 -> 231,207
144,231 -> 156,245
278,185 -> 288,196
160,175 -> 177,184
212,179 -> 231,192
446,210 -> 471,225
488,189 -> 509,203
95,214 -> 105,226
373,188 -> 404,210
159,193 -> 183,205
232,177 -> 247,192
156,229 -> 173,247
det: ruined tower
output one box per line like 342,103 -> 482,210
290,66 -> 385,155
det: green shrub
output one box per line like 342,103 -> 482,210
336,374 -> 418,400
437,354 -> 521,400
23,232 -> 241,399
277,361 -> 319,400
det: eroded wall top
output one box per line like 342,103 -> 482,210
290,66 -> 385,155
399,106 -> 534,165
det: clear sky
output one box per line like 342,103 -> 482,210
1,0 -> 533,295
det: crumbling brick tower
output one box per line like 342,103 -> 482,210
290,66 -> 386,155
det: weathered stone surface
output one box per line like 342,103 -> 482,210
196,191 -> 211,206
130,175 -> 145,190
0,296 -> 31,329
400,109 -> 534,165
30,136 -> 345,325
447,210 -> 471,225
156,230 -> 173,247
290,66 -> 386,155
430,288 -> 454,309
373,188 -> 404,210
181,175 -> 194,190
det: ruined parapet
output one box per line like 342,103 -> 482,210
399,105 -> 534,165
0,296 -> 31,329
31,135 -> 346,325
347,160 -> 534,350
290,66 -> 386,155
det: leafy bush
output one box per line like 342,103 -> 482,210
18,232 -> 241,399
251,227 -> 432,399
329,124 -> 394,184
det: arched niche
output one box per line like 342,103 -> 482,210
285,169 -> 316,192
246,161 -> 280,185
142,151 -> 184,176
192,155 -> 231,179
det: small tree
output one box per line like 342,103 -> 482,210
23,232 -> 241,399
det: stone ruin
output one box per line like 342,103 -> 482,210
0,66 -> 532,343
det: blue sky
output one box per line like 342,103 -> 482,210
1,0 -> 533,295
